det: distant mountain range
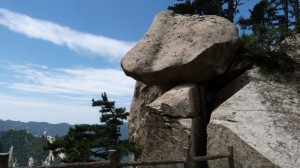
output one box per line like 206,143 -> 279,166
0,119 -> 128,138
0,119 -> 129,166
0,119 -> 72,137
0,130 -> 54,166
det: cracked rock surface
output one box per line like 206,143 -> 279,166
207,69 -> 300,168
147,83 -> 200,118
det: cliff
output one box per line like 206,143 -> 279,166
121,11 -> 300,168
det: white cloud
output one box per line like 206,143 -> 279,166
0,95 -> 100,124
6,64 -> 135,97
0,8 -> 135,59
0,64 -> 136,124
0,82 -> 7,85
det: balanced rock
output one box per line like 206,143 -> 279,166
121,11 -> 240,85
147,83 -> 200,118
207,68 -> 300,168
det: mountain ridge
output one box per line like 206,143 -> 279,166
0,119 -> 128,138
0,119 -> 73,137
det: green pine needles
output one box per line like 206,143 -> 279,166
45,92 -> 136,163
238,0 -> 299,73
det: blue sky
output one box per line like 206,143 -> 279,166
0,0 -> 258,125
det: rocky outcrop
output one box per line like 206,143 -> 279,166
122,10 -> 300,168
128,81 -> 169,144
128,82 -> 203,167
121,11 -> 240,86
124,12 -> 237,166
207,68 -> 300,168
148,83 -> 200,118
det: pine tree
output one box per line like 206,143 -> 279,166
228,0 -> 235,22
239,0 -> 297,72
45,93 -> 135,163
291,0 -> 300,32
168,0 -> 246,22
0,143 -> 3,152
238,0 -> 282,32
281,0 -> 290,28
168,0 -> 195,15
92,92 -> 135,159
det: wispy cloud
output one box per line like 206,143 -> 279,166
0,94 -> 101,124
0,63 -> 136,124
4,63 -> 135,98
0,8 -> 135,59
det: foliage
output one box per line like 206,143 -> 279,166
238,0 -> 299,31
239,0 -> 280,31
0,131 -> 5,138
45,93 -> 136,163
238,0 -> 298,72
0,130 -> 51,167
168,0 -> 247,22
92,93 -> 136,159
0,143 -> 3,153
168,0 -> 195,15
239,28 -> 296,72
293,0 -> 300,32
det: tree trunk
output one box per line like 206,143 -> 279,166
295,0 -> 300,32
228,0 -> 234,22
217,0 -> 223,16
283,0 -> 289,28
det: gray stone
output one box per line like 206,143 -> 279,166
147,83 -> 200,118
121,11 -> 240,85
285,34 -> 300,64
128,81 -> 203,168
207,68 -> 300,168
128,81 -> 168,148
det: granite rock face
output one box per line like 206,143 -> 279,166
285,34 -> 300,64
121,11 -> 240,86
129,82 -> 202,168
128,81 -> 168,148
123,9 -> 300,168
147,83 -> 200,118
207,69 -> 300,168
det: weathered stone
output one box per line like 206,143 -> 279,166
128,81 -> 168,148
121,11 -> 240,85
147,83 -> 200,118
207,68 -> 300,168
138,116 -> 192,168
128,81 -> 203,168
285,34 -> 300,64
212,71 -> 252,108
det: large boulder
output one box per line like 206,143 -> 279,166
128,81 -> 169,148
128,81 -> 204,168
147,83 -> 200,118
207,68 -> 300,168
121,11 -> 240,86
